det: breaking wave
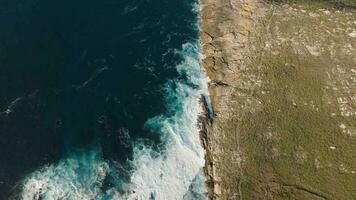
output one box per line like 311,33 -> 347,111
20,2 -> 210,199
21,41 -> 209,199
114,41 -> 209,199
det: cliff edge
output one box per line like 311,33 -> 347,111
201,0 -> 356,199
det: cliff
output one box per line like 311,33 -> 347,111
200,0 -> 356,199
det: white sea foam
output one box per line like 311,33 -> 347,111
113,41 -> 209,199
20,2 -> 210,199
21,40 -> 209,200
21,151 -> 109,200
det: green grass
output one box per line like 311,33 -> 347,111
237,43 -> 356,199
212,1 -> 356,199
263,0 -> 356,10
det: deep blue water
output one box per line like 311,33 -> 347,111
0,0 -> 207,199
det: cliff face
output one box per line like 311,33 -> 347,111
200,0 -> 356,199
200,0 -> 266,198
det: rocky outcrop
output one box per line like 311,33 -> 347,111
200,0 -> 356,198
200,0 -> 266,199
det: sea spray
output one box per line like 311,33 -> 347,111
21,151 -> 109,199
20,0 -> 210,199
21,40 -> 209,200
114,41 -> 210,199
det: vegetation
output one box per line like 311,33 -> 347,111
217,1 -> 356,199
264,0 -> 356,10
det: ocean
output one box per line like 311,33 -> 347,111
0,0 -> 210,199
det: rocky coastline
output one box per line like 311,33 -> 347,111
199,0 -> 356,199
199,0 -> 266,198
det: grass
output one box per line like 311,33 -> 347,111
263,0 -> 356,10
239,46 -> 356,199
216,2 -> 356,199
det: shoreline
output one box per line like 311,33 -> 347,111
199,0 -> 265,198
199,0 -> 356,199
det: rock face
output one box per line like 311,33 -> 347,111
201,0 -> 356,199
200,0 -> 266,199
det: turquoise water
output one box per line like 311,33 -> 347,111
0,0 -> 209,199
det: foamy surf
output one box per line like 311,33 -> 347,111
20,2 -> 210,199
114,41 -> 209,199
21,151 -> 109,199
20,40 -> 209,200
